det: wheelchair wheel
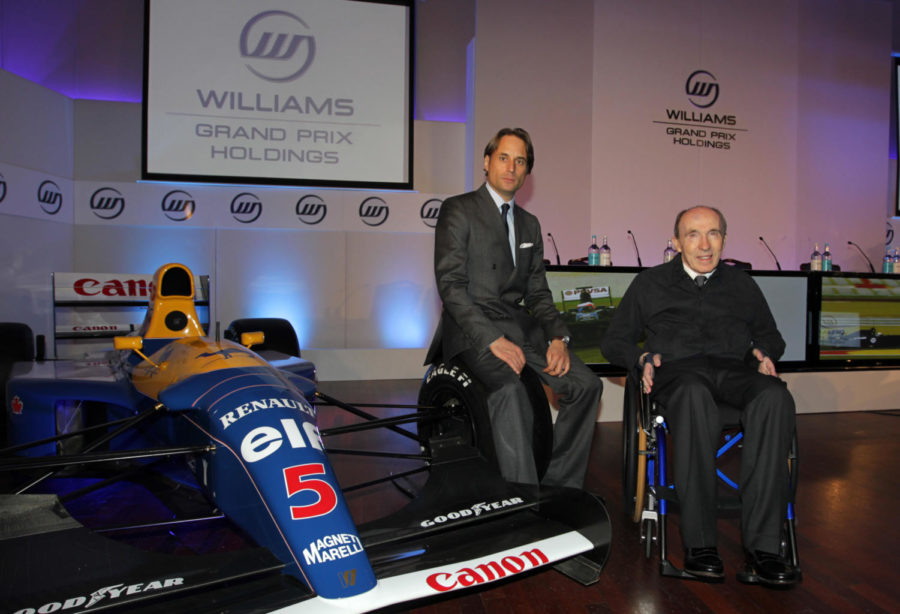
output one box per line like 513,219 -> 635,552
642,517 -> 655,559
622,376 -> 647,522
418,362 -> 553,480
225,318 -> 300,356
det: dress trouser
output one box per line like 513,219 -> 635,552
459,341 -> 603,489
651,356 -> 796,553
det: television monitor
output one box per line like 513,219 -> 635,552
545,267 -> 810,373
143,0 -> 413,189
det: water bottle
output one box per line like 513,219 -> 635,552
893,248 -> 900,273
822,242 -> 832,271
599,235 -> 612,266
588,234 -> 600,266
809,243 -> 822,271
883,250 -> 893,273
663,239 -> 677,263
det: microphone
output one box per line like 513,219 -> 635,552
627,230 -> 642,267
758,236 -> 782,271
848,240 -> 876,273
547,232 -> 561,265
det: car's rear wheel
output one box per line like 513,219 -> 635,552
417,361 -> 553,480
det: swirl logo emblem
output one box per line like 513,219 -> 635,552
37,180 -> 63,215
231,192 -> 263,224
90,187 -> 125,219
420,198 -> 442,229
161,190 -> 196,222
685,70 -> 719,109
240,10 -> 316,83
296,195 -> 327,225
359,197 -> 389,227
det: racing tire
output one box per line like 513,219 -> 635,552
417,361 -> 553,480
622,376 -> 647,522
225,318 -> 300,357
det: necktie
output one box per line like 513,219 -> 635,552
695,275 -> 707,288
501,203 -> 510,238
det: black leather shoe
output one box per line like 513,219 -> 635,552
737,550 -> 800,586
684,547 -> 725,580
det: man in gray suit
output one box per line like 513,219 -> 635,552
425,127 -> 602,488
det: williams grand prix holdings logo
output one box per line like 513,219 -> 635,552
231,192 -> 263,223
652,69 -> 742,152
358,197 -> 389,227
37,180 -> 63,215
240,10 -> 316,83
161,190 -> 196,222
90,187 -> 125,219
685,70 -> 719,108
296,194 -> 327,225
420,199 -> 442,228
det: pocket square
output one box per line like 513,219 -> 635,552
519,242 -> 533,249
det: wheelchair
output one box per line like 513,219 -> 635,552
621,368 -> 800,581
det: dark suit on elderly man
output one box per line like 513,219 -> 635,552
425,183 -> 602,488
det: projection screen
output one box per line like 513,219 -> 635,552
143,0 -> 413,189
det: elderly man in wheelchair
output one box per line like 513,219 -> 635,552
601,206 -> 799,587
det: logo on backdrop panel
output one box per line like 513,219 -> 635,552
231,192 -> 263,223
685,70 -> 719,108
37,180 -> 63,215
0,173 -> 6,204
358,197 -> 389,227
90,187 -> 125,219
651,69 -> 746,152
420,199 -> 442,228
296,195 -> 327,225
162,190 -> 196,222
240,11 -> 316,83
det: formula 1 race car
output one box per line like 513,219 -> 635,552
1,263 -> 610,613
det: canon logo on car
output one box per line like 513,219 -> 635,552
425,548 -> 549,592
420,497 -> 525,528
12,577 -> 184,614
71,325 -> 122,332
73,278 -> 154,298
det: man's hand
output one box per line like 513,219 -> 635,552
753,348 -> 778,377
641,353 -> 662,393
490,336 -> 526,375
543,338 -> 570,377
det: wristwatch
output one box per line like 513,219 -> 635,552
551,336 -> 571,347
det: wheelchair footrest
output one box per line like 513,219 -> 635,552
736,566 -> 803,586
660,559 -> 725,583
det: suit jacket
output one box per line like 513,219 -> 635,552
425,184 -> 569,364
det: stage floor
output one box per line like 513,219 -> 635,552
317,378 -> 900,614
